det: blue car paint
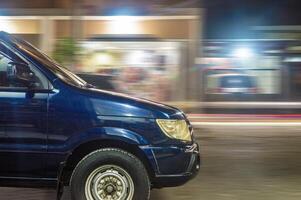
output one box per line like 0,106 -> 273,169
0,32 -> 200,189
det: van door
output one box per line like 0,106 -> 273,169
0,43 -> 49,178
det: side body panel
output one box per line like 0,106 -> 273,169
0,90 -> 48,178
45,82 -> 166,178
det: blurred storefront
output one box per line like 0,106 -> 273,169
202,41 -> 284,101
77,39 -> 181,101
199,39 -> 301,113
0,0 -> 202,102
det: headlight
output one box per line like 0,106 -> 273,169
156,119 -> 192,142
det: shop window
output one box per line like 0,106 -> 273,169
204,56 -> 282,101
77,41 -> 181,102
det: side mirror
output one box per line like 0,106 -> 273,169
7,62 -> 35,88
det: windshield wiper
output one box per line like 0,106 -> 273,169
83,83 -> 96,88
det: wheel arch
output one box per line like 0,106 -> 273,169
60,139 -> 156,186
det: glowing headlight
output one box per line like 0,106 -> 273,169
156,119 -> 191,142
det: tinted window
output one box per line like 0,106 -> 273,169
11,36 -> 86,87
0,43 -> 48,89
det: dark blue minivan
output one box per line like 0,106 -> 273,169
0,32 -> 200,200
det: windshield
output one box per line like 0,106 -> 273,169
10,35 -> 87,87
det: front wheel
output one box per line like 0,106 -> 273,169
70,148 -> 150,200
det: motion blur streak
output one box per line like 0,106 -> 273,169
1,0 -> 301,199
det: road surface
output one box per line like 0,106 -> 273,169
1,125 -> 301,200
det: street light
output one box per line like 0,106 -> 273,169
107,16 -> 140,34
233,47 -> 254,59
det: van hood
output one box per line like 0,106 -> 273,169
83,88 -> 185,119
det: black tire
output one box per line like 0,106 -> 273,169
70,148 -> 150,200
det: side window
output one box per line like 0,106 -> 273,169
0,43 -> 49,89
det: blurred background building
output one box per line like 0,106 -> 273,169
3,0 -> 301,115
0,0 -> 202,103
199,0 -> 301,114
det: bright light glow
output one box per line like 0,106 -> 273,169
126,50 -> 146,66
0,19 -> 14,33
233,48 -> 254,59
106,16 -> 140,34
95,53 -> 112,65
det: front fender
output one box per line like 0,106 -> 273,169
56,126 -> 159,192
65,126 -> 149,151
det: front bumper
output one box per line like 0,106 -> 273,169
144,142 -> 201,188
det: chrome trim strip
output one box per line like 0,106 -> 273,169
185,143 -> 198,153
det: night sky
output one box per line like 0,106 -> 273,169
203,0 -> 301,39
